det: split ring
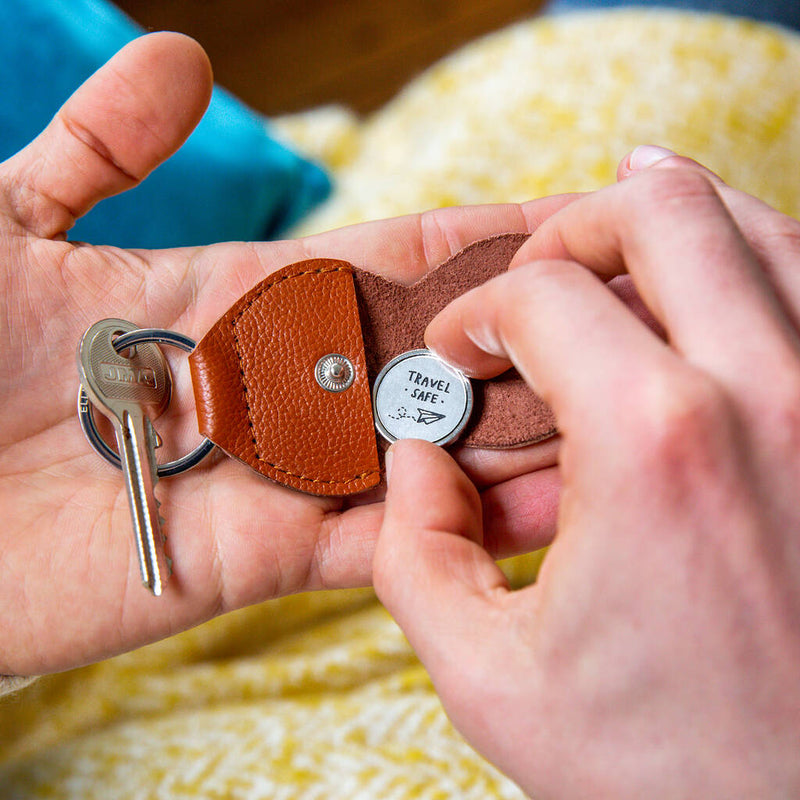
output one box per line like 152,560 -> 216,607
78,328 -> 215,477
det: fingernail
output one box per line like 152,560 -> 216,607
384,448 -> 394,485
628,145 -> 676,170
425,342 -> 472,378
424,340 -> 449,365
424,340 -> 443,360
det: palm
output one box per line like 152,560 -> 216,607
0,33 -> 562,677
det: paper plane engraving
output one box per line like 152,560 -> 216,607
415,408 -> 447,425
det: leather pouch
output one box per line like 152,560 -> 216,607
189,233 -> 556,496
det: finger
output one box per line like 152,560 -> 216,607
619,146 -> 800,334
616,144 -> 696,182
455,435 -> 561,489
513,169 -> 800,393
311,459 -> 561,591
159,197 -> 581,335
256,195 -> 582,284
308,195 -> 581,281
424,272 -> 665,380
373,439 -> 511,672
2,32 -> 213,239
480,466 -> 560,560
425,259 -> 678,452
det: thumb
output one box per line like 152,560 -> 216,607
373,439 -> 510,674
2,32 -> 213,239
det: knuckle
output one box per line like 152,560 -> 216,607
509,258 -> 596,301
372,533 -> 401,597
752,212 -> 800,259
631,167 -> 720,217
417,207 -> 462,272
2,174 -> 36,223
763,371 -> 800,452
633,369 -> 734,474
371,543 -> 390,590
2,165 -> 74,238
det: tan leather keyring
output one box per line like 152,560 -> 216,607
189,233 -> 556,497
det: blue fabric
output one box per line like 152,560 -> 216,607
0,0 -> 331,248
546,0 -> 800,31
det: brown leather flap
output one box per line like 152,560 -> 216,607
189,259 -> 380,496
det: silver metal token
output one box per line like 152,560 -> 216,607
372,349 -> 473,446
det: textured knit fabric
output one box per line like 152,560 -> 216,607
288,10 -> 800,234
2,10 -> 800,799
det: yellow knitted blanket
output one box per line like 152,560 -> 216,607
3,10 -> 800,798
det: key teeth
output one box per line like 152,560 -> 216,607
151,471 -> 170,589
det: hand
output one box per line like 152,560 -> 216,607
374,149 -> 800,797
0,33 -> 574,677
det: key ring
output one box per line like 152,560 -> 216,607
78,328 -> 215,477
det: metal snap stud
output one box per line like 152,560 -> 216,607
315,353 -> 355,392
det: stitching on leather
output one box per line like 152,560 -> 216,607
231,266 -> 378,486
264,463 -> 379,486
232,265 -> 347,323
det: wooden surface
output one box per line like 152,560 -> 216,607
116,0 -> 545,114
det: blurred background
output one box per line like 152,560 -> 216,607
114,0 -> 547,114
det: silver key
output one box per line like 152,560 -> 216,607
78,319 -> 172,596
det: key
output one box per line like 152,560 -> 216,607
78,319 -> 173,596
